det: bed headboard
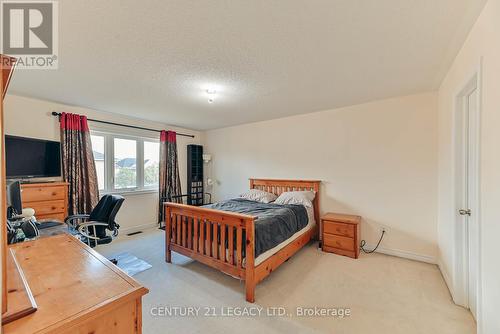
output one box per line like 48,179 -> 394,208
249,178 -> 321,226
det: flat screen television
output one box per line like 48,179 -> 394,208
5,135 -> 62,179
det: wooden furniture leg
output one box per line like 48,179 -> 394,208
245,218 -> 255,303
165,206 -> 172,263
245,279 -> 255,303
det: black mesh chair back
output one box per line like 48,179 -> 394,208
89,194 -> 125,239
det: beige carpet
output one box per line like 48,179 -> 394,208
97,228 -> 475,334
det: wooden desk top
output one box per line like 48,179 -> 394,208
3,234 -> 149,334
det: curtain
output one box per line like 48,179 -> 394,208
158,130 -> 182,223
60,112 -> 99,215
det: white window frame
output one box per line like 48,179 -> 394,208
91,130 -> 160,195
143,139 -> 161,189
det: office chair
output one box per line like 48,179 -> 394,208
65,194 -> 125,248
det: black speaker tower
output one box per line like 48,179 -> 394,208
187,145 -> 204,206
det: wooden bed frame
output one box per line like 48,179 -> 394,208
164,178 -> 320,302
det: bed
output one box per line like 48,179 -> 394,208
164,178 -> 320,302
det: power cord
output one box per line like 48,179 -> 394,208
360,230 -> 386,254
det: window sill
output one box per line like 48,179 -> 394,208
100,189 -> 159,197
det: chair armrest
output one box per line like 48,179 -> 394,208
65,214 -> 90,228
77,222 -> 110,240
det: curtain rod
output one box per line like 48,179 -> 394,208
51,112 -> 195,138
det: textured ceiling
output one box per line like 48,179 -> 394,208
10,0 -> 487,130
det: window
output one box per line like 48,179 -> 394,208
144,141 -> 160,187
91,135 -> 105,191
114,138 -> 137,189
91,131 -> 160,193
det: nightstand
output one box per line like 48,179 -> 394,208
321,213 -> 361,259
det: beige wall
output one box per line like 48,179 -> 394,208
438,0 -> 500,332
204,93 -> 439,261
3,94 -> 201,234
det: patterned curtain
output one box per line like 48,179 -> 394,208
60,112 -> 99,215
158,130 -> 182,223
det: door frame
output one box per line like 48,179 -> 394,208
452,59 -> 482,329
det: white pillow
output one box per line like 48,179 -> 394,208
239,189 -> 278,203
275,191 -> 315,208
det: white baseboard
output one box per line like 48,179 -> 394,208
119,222 -> 158,236
363,244 -> 437,264
437,258 -> 456,301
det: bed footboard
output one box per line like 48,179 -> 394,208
164,203 -> 257,302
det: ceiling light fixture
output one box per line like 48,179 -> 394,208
206,89 -> 216,103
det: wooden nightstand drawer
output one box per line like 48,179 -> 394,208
323,221 -> 354,238
323,234 -> 355,251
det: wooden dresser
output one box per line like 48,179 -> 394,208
21,182 -> 69,222
3,234 -> 149,334
321,213 -> 361,259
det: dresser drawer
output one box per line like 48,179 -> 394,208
27,200 -> 66,215
323,233 -> 355,252
22,185 -> 66,202
323,221 -> 355,238
37,213 -> 66,222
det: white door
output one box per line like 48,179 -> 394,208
460,87 -> 479,320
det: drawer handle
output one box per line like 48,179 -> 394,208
336,228 -> 342,233
336,241 -> 341,246
52,192 -> 57,196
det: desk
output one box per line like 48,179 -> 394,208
3,234 -> 149,333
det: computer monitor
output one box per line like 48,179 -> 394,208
6,181 -> 22,218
